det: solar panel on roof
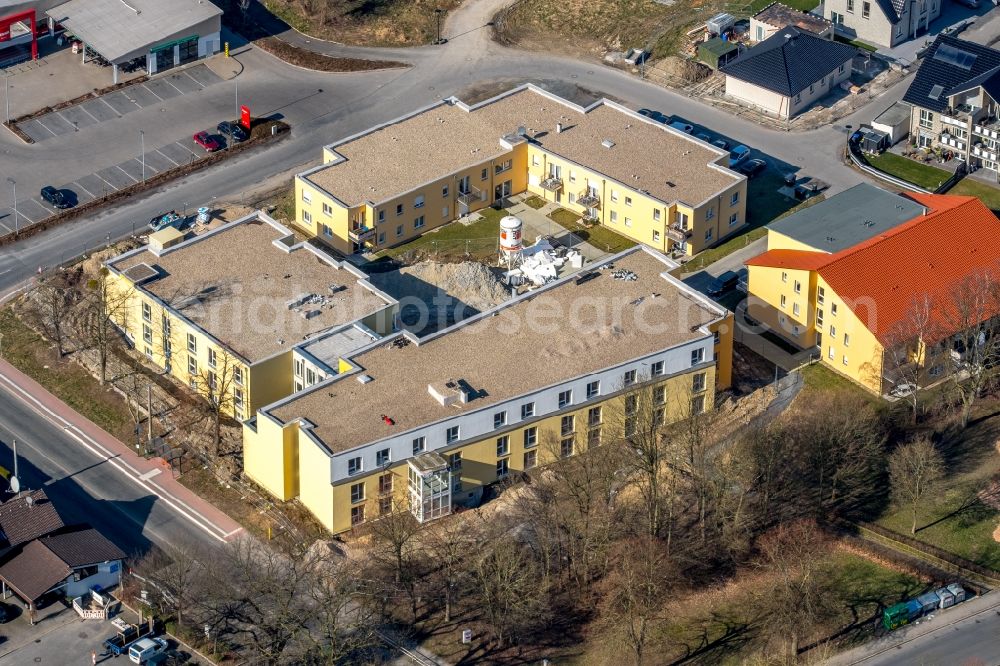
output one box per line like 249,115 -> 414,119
934,43 -> 977,70
928,84 -> 944,100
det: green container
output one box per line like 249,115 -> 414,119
883,602 -> 910,630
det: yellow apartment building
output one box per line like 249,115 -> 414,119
243,246 -> 735,534
744,187 -> 1000,394
105,212 -> 399,420
293,84 -> 747,258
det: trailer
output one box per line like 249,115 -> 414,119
103,622 -> 153,657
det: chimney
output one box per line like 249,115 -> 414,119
556,122 -> 563,133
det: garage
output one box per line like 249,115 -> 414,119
45,0 -> 222,83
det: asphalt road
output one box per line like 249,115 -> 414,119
0,384 -> 221,556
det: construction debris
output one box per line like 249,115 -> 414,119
612,269 -> 638,281
505,238 -> 584,286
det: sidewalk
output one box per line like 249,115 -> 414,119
825,591 -> 1000,665
0,359 -> 242,543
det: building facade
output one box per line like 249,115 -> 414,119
825,0 -> 940,47
294,85 -> 747,258
244,247 -> 734,534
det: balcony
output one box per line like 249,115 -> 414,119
457,185 -> 482,206
666,224 -> 691,243
540,176 -> 563,192
943,104 -> 986,128
974,118 -> 1000,140
938,132 -> 966,151
973,144 -> 998,161
348,225 -> 375,242
577,190 -> 600,208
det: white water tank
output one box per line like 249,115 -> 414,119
499,215 -> 523,255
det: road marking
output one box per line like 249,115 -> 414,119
94,172 -> 119,192
33,116 -> 59,137
180,70 -> 204,91
0,220 -> 11,235
55,110 -> 79,131
139,468 -> 161,481
0,372 -> 232,542
77,103 -> 101,124
155,148 -> 180,166
115,164 -> 138,183
14,207 -> 36,224
73,179 -> 96,197
98,96 -> 119,116
143,83 -> 163,101
163,77 -> 185,95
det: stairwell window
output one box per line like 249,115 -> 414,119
561,415 -> 575,436
693,372 -> 706,393
651,360 -> 664,376
233,367 -> 243,387
143,325 -> 152,345
496,435 -> 509,457
817,286 -> 825,304
588,406 -> 602,427
142,302 -> 151,322
187,333 -> 197,353
587,380 -> 600,399
412,436 -> 425,454
521,402 -> 535,419
919,109 -> 934,130
862,1 -> 870,18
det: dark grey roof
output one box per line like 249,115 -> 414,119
767,183 -> 925,253
902,35 -> 1000,113
0,490 -> 64,549
0,540 -> 71,602
873,101 -> 912,127
873,0 -> 902,23
40,527 -> 125,567
721,27 -> 857,97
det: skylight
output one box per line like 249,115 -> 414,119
928,84 -> 944,100
933,43 -> 977,70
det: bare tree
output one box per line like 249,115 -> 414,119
942,270 -> 1000,428
475,537 -> 548,648
366,496 -> 422,620
889,436 -> 945,534
31,277 -> 71,357
133,542 -> 205,630
879,293 -> 937,422
420,516 -> 475,623
77,267 -> 132,384
190,349 -> 241,456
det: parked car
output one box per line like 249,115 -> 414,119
695,132 -> 711,143
193,131 -> 220,152
737,158 -> 767,177
728,145 -> 751,168
708,270 -> 741,296
889,382 -> 916,398
638,108 -> 668,123
129,637 -> 169,664
217,120 -> 248,142
712,138 -> 729,150
148,211 -> 183,233
0,602 -> 14,623
40,185 -> 69,209
952,0 -> 979,8
669,121 -> 694,134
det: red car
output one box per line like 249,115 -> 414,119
193,131 -> 220,152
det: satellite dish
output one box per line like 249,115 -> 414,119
24,495 -> 33,507
9,476 -> 19,494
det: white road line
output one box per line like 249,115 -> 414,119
163,77 -> 185,95
14,207 -> 36,224
115,164 -> 138,183
0,220 -> 11,234
73,180 -> 96,197
55,110 -> 80,131
94,172 -> 119,192
98,96 -> 119,116
33,116 -> 59,137
77,104 -> 102,123
143,83 -> 163,101
139,468 -> 162,481
155,148 -> 180,166
0,372 -> 232,542
180,70 -> 204,90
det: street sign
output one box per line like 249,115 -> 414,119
461,629 -> 472,644
240,105 -> 251,130
204,624 -> 211,639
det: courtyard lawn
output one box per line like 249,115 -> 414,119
949,178 -> 1000,212
546,208 -> 638,254
373,207 -> 506,263
865,153 -> 952,191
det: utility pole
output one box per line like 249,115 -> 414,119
147,384 -> 153,444
140,129 -> 145,182
434,8 -> 445,45
6,177 -> 16,235
4,72 -> 9,125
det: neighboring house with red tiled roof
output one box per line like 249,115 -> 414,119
744,186 -> 1000,394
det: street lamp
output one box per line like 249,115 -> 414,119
4,72 -> 9,126
433,8 -> 446,45
6,177 -> 17,235
139,129 -> 145,182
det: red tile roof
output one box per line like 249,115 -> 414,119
746,194 -> 1000,343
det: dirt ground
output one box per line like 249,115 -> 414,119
262,0 -> 462,46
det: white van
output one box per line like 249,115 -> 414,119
128,637 -> 168,664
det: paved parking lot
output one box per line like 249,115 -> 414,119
0,133 -> 229,234
17,65 -> 224,144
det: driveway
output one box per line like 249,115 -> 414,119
681,236 -> 766,295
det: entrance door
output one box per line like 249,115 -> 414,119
155,47 -> 173,72
458,175 -> 470,195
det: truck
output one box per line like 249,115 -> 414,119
103,622 -> 153,657
129,636 -> 168,664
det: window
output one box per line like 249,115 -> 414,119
809,84 -> 814,94
378,232 -> 385,245
843,355 -> 849,366
654,408 -> 665,427
691,348 -> 705,366
143,324 -> 152,344
495,159 -> 512,174
781,272 -> 788,283
781,294 -> 787,308
560,438 -> 574,458
588,406 -> 602,427
729,213 -> 739,227
306,369 -> 316,385
396,203 -> 403,216
322,202 -> 333,216
301,189 -> 312,204
351,482 -> 365,503
414,216 -> 425,229
794,93 -> 801,104
714,330 -> 721,345
442,185 -> 449,197
816,309 -> 824,327
610,211 -> 618,223
144,346 -> 153,361
831,303 -> 838,316
654,386 -> 666,405
587,380 -> 600,399
414,194 -> 424,208
188,356 -> 198,375
496,458 -> 509,478
675,211 -> 689,228
693,372 -> 706,393
302,210 -> 312,224
706,206 -> 715,220
396,224 -> 404,237
496,436 -> 509,457
651,360 -> 664,376
379,496 -> 392,515
705,228 -> 713,242
625,394 -> 638,416
376,448 -> 390,466
446,425 -> 460,444
561,415 -> 575,436
793,303 -> 801,316
233,367 -> 243,387
691,395 -> 706,415
653,209 -> 661,221
569,170 -> 576,183
794,280 -> 802,295
187,333 -> 197,353
558,389 -> 572,408
142,302 -> 151,322
234,388 -> 244,414
830,325 -> 837,339
625,196 -> 633,207
481,167 -> 489,180
321,224 -> 333,238
838,63 -> 845,74
449,452 -> 462,471
348,457 -> 362,475
412,436 -> 425,454
568,193 -> 576,204
624,217 -> 633,228
844,333 -> 850,347
162,315 -> 171,337
847,0 -> 854,10
523,450 -> 537,469
524,427 -> 537,448
862,1 -> 870,18
730,191 -> 740,205
208,348 -> 217,370
828,346 -> 835,360
624,369 -> 637,386
442,206 -> 449,219
378,210 -> 385,223
919,109 -> 934,130
817,286 -> 825,304
494,411 -> 507,429
531,154 -> 539,166
610,190 -> 619,203
521,402 -> 535,419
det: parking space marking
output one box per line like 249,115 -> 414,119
154,148 -> 180,166
115,165 -> 137,183
54,110 -> 80,132
94,172 -> 120,191
31,117 -> 58,137
33,197 -> 57,214
77,104 -> 102,123
0,218 -> 12,234
97,96 -> 120,116
162,77 -> 185,95
73,179 -> 96,197
142,83 -> 163,101
181,70 -> 204,90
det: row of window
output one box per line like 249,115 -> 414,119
140,304 -> 243,384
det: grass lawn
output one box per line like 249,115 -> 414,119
373,207 -> 506,263
524,195 -> 547,210
949,178 -> 1000,212
835,34 -> 879,52
546,208 -> 637,254
799,363 -> 877,403
866,152 -> 952,191
0,308 -> 134,443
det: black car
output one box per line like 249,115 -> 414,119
217,120 -> 248,142
0,602 -> 15,623
708,270 -> 740,296
40,185 -> 69,209
637,108 -> 668,124
737,158 -> 767,178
